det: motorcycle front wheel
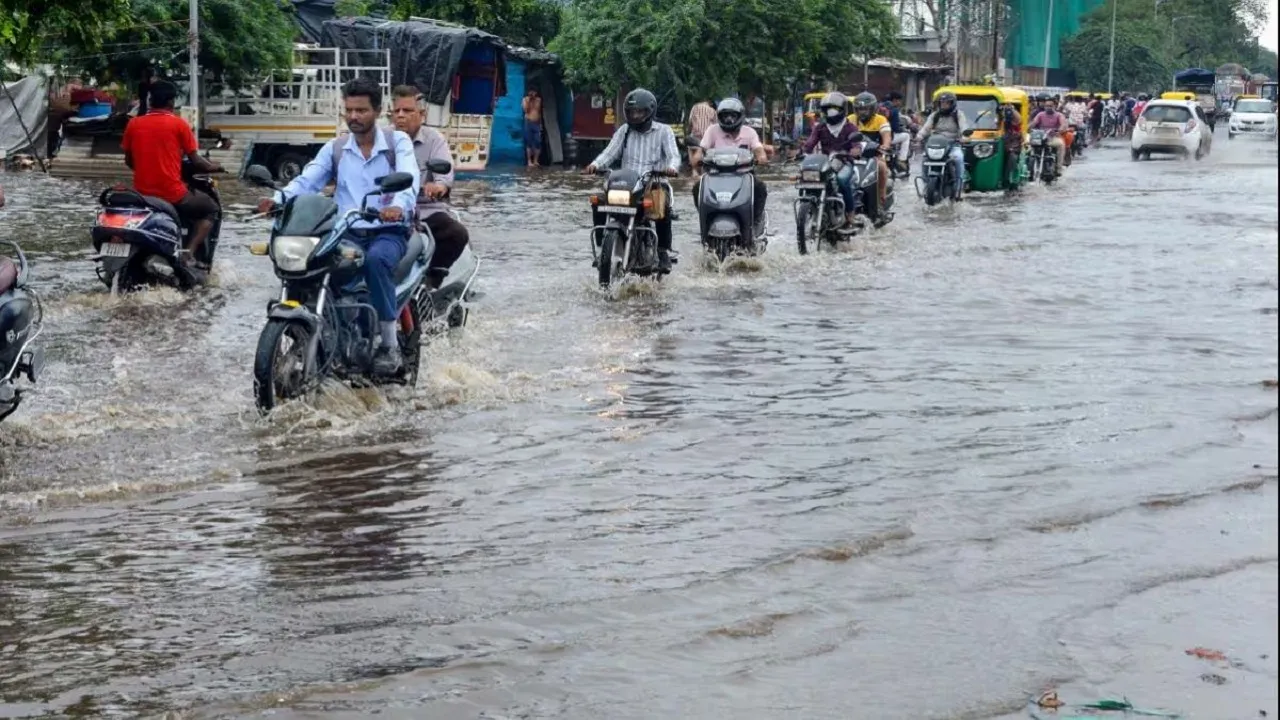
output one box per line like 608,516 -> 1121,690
253,318 -> 314,414
598,229 -> 623,287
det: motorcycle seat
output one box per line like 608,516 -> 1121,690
393,232 -> 430,285
0,256 -> 16,295
102,189 -> 181,222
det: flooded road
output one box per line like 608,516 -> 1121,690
1,133 -> 1276,719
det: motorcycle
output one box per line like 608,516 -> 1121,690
1026,129 -> 1058,184
850,142 -> 895,228
793,151 -> 853,255
0,240 -> 46,424
242,161 -> 467,413
589,168 -> 676,286
1071,123 -> 1087,157
90,157 -> 223,293
915,131 -> 968,207
697,147 -> 769,261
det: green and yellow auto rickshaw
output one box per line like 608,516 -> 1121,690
931,85 -> 1029,193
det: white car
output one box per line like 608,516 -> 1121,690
1227,98 -> 1278,140
1130,100 -> 1212,160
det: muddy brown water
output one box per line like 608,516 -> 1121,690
0,134 -> 1276,719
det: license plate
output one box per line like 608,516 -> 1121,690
1155,127 -> 1179,136
795,182 -> 825,190
101,242 -> 131,258
601,205 -> 636,215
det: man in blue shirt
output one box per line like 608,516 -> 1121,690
255,77 -> 420,376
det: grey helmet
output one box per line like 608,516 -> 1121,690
820,92 -> 848,125
716,97 -> 745,132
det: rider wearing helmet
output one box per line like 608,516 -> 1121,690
690,97 -> 769,225
585,88 -> 682,273
917,90 -> 970,198
1030,92 -> 1051,122
801,91 -> 867,228
882,91 -> 911,173
852,91 -> 892,212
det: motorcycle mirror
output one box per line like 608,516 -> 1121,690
962,128 -> 976,137
244,165 -> 276,188
376,172 -> 415,193
426,160 -> 452,176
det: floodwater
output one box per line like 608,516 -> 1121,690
0,132 -> 1275,720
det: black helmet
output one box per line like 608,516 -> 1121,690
819,91 -> 848,125
715,97 -> 745,132
852,91 -> 878,120
937,90 -> 957,115
623,88 -> 657,132
1139,93 -> 1150,101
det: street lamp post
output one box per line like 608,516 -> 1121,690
1042,0 -> 1055,85
189,0 -> 200,130
1107,0 -> 1118,93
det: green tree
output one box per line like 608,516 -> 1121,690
48,0 -> 296,91
387,0 -> 562,47
0,0 -> 130,65
550,0 -> 898,105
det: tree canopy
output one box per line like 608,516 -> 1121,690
1063,0 -> 1274,92
548,0 -> 900,104
387,0 -> 562,47
0,0 -> 130,66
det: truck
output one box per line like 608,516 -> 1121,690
1173,68 -> 1220,124
206,44 -> 495,181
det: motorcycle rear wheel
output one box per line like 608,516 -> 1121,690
253,318 -> 313,414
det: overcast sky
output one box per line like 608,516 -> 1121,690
1264,0 -> 1278,51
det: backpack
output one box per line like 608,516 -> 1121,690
330,126 -> 400,181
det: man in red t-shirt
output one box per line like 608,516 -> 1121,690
121,80 -> 223,269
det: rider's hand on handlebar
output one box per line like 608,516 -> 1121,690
660,168 -> 679,177
210,162 -> 226,174
255,198 -> 277,214
422,182 -> 448,200
582,163 -> 598,175
379,206 -> 405,223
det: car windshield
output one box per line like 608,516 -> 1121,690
954,97 -> 1000,130
1143,105 -> 1192,123
1235,99 -> 1272,113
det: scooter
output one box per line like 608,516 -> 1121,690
847,141 -> 895,228
697,147 -> 769,262
0,240 -> 46,423
90,158 -> 223,293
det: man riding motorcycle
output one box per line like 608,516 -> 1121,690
851,92 -> 892,212
690,98 -> 768,227
1000,102 -> 1023,188
1028,96 -> 1068,175
584,88 -> 682,274
120,79 -> 224,275
801,92 -> 868,229
389,84 -> 469,289
254,77 -> 420,376
917,91 -> 970,194
882,91 -> 912,174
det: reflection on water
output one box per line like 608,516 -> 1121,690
0,136 -> 1276,719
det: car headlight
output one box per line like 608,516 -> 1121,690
925,146 -> 946,160
972,142 -> 995,159
606,189 -> 631,206
801,169 -> 820,182
270,235 -> 320,273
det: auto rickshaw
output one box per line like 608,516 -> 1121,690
930,85 -> 1029,193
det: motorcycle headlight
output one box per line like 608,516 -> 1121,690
972,142 -> 995,159
606,189 -> 632,206
801,169 -> 821,182
925,146 -> 946,160
270,235 -> 320,273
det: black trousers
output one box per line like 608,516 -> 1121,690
692,176 -> 767,220
420,211 -> 469,271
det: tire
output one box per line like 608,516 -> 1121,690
598,229 -> 621,287
1194,143 -> 1205,160
398,300 -> 423,387
1228,132 -> 1235,140
1131,149 -> 1141,161
795,202 -> 811,255
272,153 -> 309,183
253,319 -> 313,414
447,302 -> 468,329
924,175 -> 942,206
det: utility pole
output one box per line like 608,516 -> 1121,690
1107,0 -> 1118,93
991,0 -> 1002,79
1042,0 -> 1055,85
188,0 -> 200,130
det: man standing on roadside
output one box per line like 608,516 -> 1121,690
522,88 -> 542,167
686,97 -> 716,167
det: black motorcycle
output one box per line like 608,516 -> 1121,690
916,132 -> 969,206
793,151 -> 854,255
590,168 -> 675,286
0,240 -> 45,423
90,158 -> 223,293
1027,129 -> 1058,184
1071,123 -> 1087,158
697,147 -> 768,262
848,141 -> 895,229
